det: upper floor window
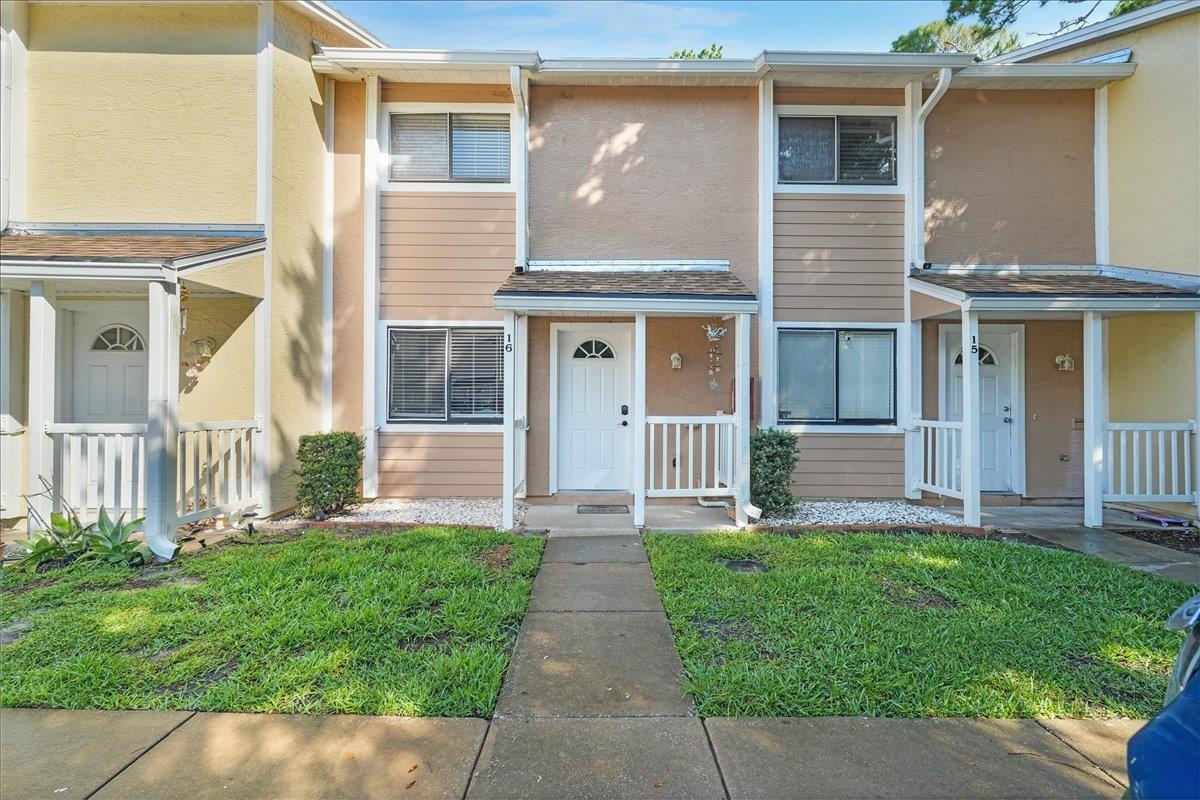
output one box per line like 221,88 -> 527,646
778,115 -> 897,186
389,112 -> 511,183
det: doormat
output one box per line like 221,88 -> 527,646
577,504 -> 630,514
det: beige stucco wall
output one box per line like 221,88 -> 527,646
922,319 -> 1085,499
23,2 -> 258,222
178,295 -> 256,424
774,87 -> 904,106
1107,313 -> 1196,423
1029,13 -> 1200,275
924,89 -> 1095,265
528,85 -> 759,289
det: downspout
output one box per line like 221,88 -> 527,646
912,67 -> 953,267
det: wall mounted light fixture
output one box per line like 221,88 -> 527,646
670,352 -> 682,369
1054,354 -> 1076,372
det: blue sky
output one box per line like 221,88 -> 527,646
331,0 -> 1122,57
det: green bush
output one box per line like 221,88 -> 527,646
294,431 -> 365,519
750,428 -> 800,517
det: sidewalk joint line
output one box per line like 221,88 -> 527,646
1033,720 -> 1126,789
84,711 -> 197,799
460,719 -> 491,800
701,718 -> 733,800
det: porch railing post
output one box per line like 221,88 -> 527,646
1194,311 -> 1200,510
959,309 -> 981,527
633,313 -> 647,528
144,280 -> 181,560
25,280 -> 55,532
1083,311 -> 1106,527
734,313 -> 752,526
501,310 -> 516,530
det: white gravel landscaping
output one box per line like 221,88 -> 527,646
765,500 -> 965,527
327,498 -> 520,530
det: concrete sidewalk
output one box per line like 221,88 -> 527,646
0,535 -> 1142,799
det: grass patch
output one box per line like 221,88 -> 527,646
645,531 -> 1192,718
0,527 -> 542,717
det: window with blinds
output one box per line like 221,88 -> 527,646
387,327 -> 504,423
777,328 -> 896,424
389,112 -> 511,182
778,115 -> 896,186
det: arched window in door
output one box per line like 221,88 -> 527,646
90,324 -> 145,352
953,346 -> 997,366
573,339 -> 615,359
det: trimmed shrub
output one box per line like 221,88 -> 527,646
294,432 -> 365,519
750,428 -> 800,517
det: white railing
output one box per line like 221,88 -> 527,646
177,419 -> 261,524
47,423 -> 148,521
1103,421 -> 1197,503
646,415 -> 737,498
912,418 -> 964,499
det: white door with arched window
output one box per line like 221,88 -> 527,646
940,324 -> 1024,493
72,304 -> 150,424
554,325 -> 633,492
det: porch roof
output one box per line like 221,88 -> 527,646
493,268 -> 758,314
909,267 -> 1199,313
0,224 -> 266,282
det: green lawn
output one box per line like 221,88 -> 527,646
0,527 -> 543,717
645,531 -> 1192,719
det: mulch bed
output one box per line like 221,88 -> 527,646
1113,527 -> 1200,556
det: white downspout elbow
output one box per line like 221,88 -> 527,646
912,67 -> 953,267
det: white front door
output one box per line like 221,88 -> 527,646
556,326 -> 633,491
944,327 -> 1017,492
72,304 -> 150,424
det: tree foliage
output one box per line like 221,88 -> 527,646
945,0 -> 1159,37
670,42 -> 724,59
891,20 -> 1021,58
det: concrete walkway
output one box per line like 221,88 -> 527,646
0,534 -> 1143,799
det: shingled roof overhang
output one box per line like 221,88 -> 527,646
0,224 -> 267,282
909,267 -> 1200,313
494,268 -> 759,314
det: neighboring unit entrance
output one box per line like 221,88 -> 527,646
554,324 -> 633,492
940,324 -> 1024,493
72,304 -> 150,424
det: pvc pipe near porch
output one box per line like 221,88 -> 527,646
910,68 -> 953,268
25,280 -> 55,532
1083,311 -> 1106,527
144,281 -> 182,560
633,313 -> 647,528
735,313 -> 752,526
959,309 -> 981,527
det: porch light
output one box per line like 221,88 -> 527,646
670,352 -> 682,369
1055,354 -> 1076,371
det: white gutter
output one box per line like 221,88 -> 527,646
510,66 -> 528,268
493,295 -> 759,315
911,67 -> 953,267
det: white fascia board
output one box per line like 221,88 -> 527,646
493,295 -> 759,315
984,0 -> 1199,63
762,51 -> 974,70
956,63 -> 1137,83
537,57 -> 759,76
969,296 -> 1200,312
285,1 -> 387,49
0,261 -> 170,281
1098,265 -> 1200,291
318,47 -> 540,71
907,278 -> 967,305
173,240 -> 268,274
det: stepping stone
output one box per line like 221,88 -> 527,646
1,708 -> 192,800
496,611 -> 692,717
529,563 -> 662,612
95,713 -> 487,800
542,535 -> 647,563
467,717 -> 724,799
705,717 -> 1119,799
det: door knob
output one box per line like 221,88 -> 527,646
619,420 -> 629,427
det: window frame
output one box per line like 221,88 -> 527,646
776,325 -> 898,427
378,321 -> 505,430
774,105 -> 907,195
380,102 -> 517,193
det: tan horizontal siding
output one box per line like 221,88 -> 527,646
379,192 -> 515,321
378,432 -> 501,498
774,194 -> 905,323
790,434 -> 905,498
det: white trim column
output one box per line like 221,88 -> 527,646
1094,87 -> 1110,265
501,310 -> 517,530
321,76 -> 335,431
960,309 -> 981,527
362,72 -> 381,498
633,313 -> 647,528
253,1 -> 274,516
25,280 -> 55,531
757,77 -> 777,429
1194,311 -> 1200,510
145,281 -> 182,560
904,319 -> 923,499
1083,311 -> 1106,527
515,313 -> 528,499
735,313 -> 752,526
